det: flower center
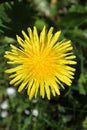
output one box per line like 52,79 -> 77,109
30,49 -> 56,80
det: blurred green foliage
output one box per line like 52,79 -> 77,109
0,0 -> 87,130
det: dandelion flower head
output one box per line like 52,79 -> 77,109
5,26 -> 76,99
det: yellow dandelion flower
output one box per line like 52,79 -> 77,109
4,26 -> 76,100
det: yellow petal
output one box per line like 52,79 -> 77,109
27,79 -> 34,94
18,81 -> 27,92
27,27 -> 33,41
51,81 -> 60,95
55,72 -> 72,86
5,66 -> 22,73
16,35 -> 25,48
40,81 -> 45,98
29,83 -> 36,99
22,30 -> 30,41
45,83 -> 50,100
49,31 -> 61,48
34,81 -> 39,98
10,74 -> 23,84
40,26 -> 46,51
47,27 -> 54,43
50,86 -> 56,96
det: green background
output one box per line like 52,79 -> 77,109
0,0 -> 87,130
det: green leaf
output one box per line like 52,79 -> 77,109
66,29 -> 87,47
82,117 -> 87,129
60,12 -> 87,27
69,4 -> 87,13
78,72 -> 87,95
